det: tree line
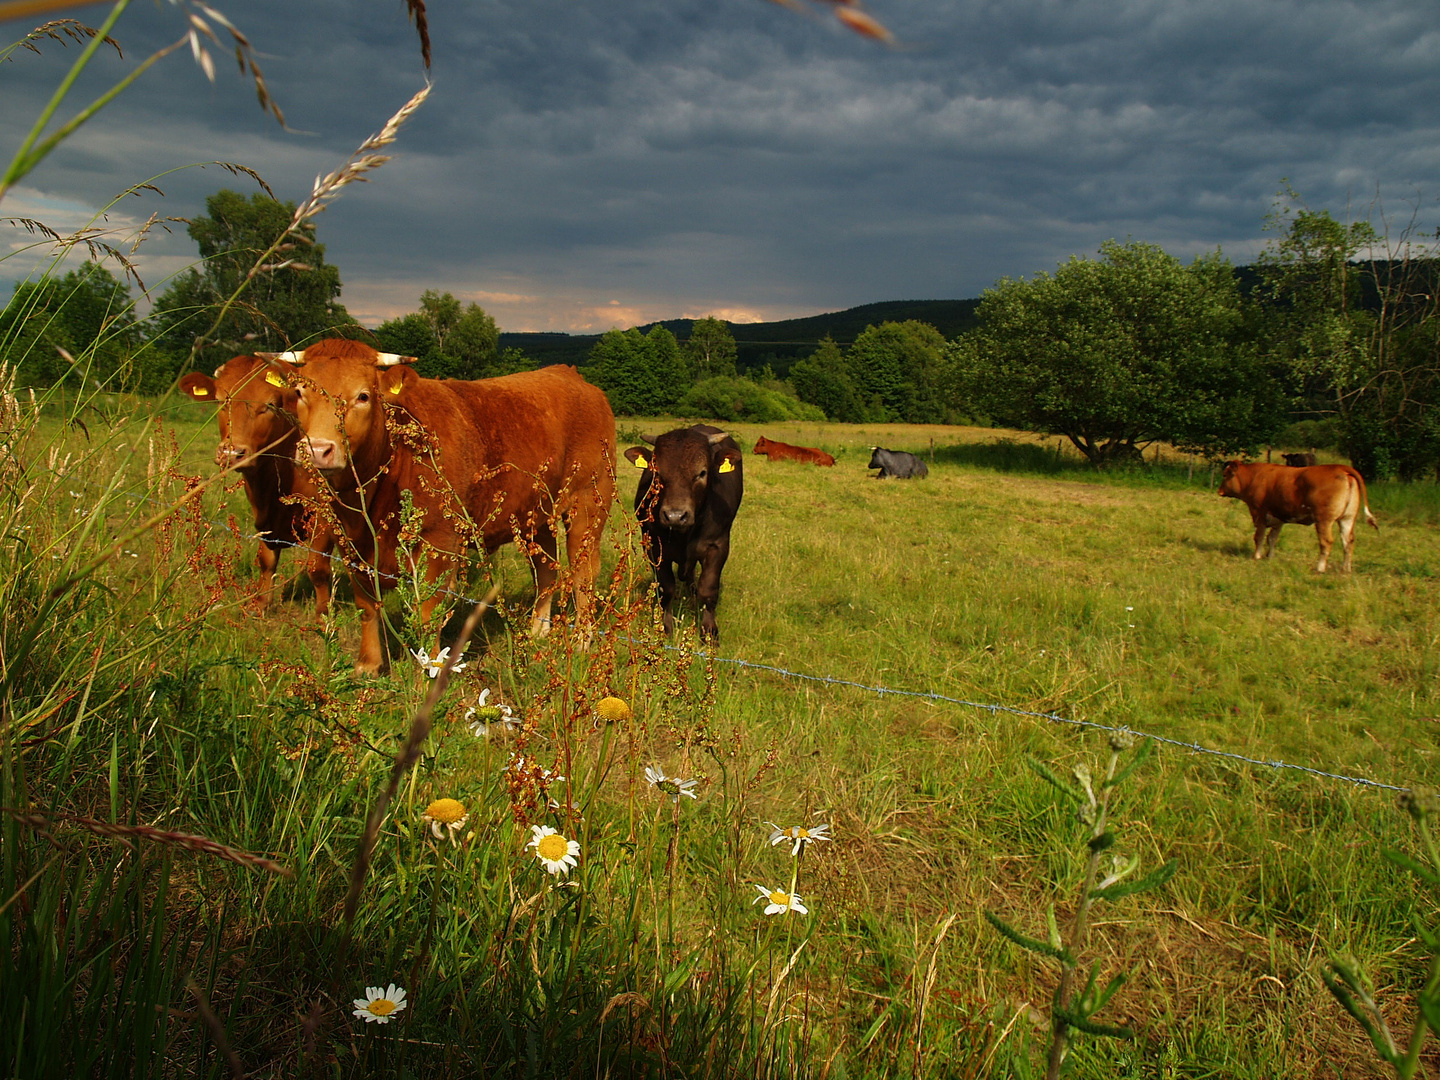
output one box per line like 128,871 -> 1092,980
3,187 -> 1437,479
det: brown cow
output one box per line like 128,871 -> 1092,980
1218,460 -> 1378,572
179,355 -> 335,614
752,435 -> 835,467
287,339 -> 615,675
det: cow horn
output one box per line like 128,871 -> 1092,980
375,353 -> 417,366
705,431 -> 729,445
640,434 -> 657,445
256,350 -> 307,364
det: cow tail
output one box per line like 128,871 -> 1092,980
1347,467 -> 1379,530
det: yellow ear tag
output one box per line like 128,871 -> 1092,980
718,458 -> 735,474
388,383 -> 403,395
264,371 -> 286,387
193,386 -> 209,397
632,453 -> 648,469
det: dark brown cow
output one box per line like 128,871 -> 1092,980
753,435 -> 835,467
179,355 -> 335,614
1281,452 -> 1318,467
1218,460 -> 1378,572
287,339 -> 615,675
625,425 -> 743,641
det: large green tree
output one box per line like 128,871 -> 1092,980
374,290 -> 506,379
150,189 -> 353,370
583,325 -> 687,416
953,240 -> 1282,465
0,261 -> 141,387
1257,197 -> 1440,479
789,336 -> 869,422
682,317 -> 737,380
846,320 -> 951,423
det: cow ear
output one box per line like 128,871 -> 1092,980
624,446 -> 651,469
716,450 -> 740,474
178,372 -> 218,401
260,358 -> 298,389
378,365 -> 419,398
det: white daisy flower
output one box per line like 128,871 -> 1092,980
528,824 -> 580,877
645,765 -> 698,803
412,645 -> 466,678
766,822 -> 832,857
352,983 -> 407,1023
752,884 -> 808,916
465,688 -> 517,737
421,797 -> 468,841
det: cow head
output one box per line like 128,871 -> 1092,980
1217,460 -> 1247,498
284,339 -> 417,489
868,447 -> 884,470
625,427 -> 739,530
178,355 -> 302,469
753,436 -> 771,455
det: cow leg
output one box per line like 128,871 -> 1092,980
351,570 -> 389,677
1338,514 -> 1357,573
1314,519 -> 1334,573
649,538 -> 678,636
1250,520 -> 1267,559
562,491 -> 607,632
528,527 -> 561,637
416,552 -> 460,643
253,538 -> 281,612
306,527 -> 335,619
696,539 -> 730,642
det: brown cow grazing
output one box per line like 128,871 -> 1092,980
752,435 -> 835,467
286,339 -> 615,675
1281,452 -> 1318,467
179,355 -> 335,615
625,425 -> 743,641
1218,460 -> 1378,573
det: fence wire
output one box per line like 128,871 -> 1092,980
92,476 -> 1408,796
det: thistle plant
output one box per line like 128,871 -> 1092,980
1321,786 -> 1440,1079
986,731 -> 1177,1079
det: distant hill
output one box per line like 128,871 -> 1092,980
499,299 -> 981,374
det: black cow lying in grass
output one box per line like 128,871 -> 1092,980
625,425 -> 744,641
1282,452 -> 1318,467
869,447 -> 928,479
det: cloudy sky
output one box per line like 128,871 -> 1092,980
2,0 -> 1437,332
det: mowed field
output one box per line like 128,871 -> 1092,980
7,400 -> 1440,1077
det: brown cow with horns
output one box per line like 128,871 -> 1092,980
1218,460 -> 1377,573
179,354 -> 336,615
279,339 -> 616,675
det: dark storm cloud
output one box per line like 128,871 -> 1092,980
3,0 -> 1437,330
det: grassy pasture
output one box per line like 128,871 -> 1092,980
3,399 -> 1438,1077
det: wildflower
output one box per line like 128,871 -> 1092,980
753,884 -> 808,916
352,984 -> 407,1023
595,695 -> 633,723
528,824 -> 580,876
506,755 -> 564,787
645,765 -> 698,803
766,822 -> 831,856
421,797 -> 468,841
466,687 -> 517,737
412,645 -> 466,678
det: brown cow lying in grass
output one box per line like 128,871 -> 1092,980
1218,460 -> 1377,573
752,435 -> 835,467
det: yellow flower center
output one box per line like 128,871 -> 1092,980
769,890 -> 790,906
367,998 -> 397,1016
795,828 -> 810,839
536,834 -> 570,861
426,798 -> 465,824
596,696 -> 632,722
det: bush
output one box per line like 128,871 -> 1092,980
1274,418 -> 1344,453
677,375 -> 825,423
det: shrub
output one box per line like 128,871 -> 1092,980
678,375 -> 825,423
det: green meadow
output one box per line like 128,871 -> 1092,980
3,399 -> 1438,1077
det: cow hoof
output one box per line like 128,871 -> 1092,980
530,615 -> 553,638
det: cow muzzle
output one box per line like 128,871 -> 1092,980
216,444 -> 250,468
660,507 -> 693,529
300,438 -> 347,472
